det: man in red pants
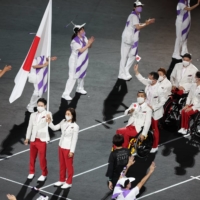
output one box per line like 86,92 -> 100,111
116,90 -> 152,149
134,64 -> 166,153
24,98 -> 52,181
178,71 -> 200,135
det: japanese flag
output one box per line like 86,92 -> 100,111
136,55 -> 141,63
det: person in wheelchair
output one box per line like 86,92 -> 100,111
133,65 -> 166,153
106,134 -> 131,191
116,90 -> 152,149
178,71 -> 200,135
170,53 -> 198,97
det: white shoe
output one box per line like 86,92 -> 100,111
62,94 -> 72,101
54,181 -> 65,187
27,174 -> 34,179
150,147 -> 158,153
76,89 -> 87,95
178,128 -> 185,134
180,129 -> 188,135
61,183 -> 72,189
37,175 -> 46,182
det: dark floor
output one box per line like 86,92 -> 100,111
0,0 -> 200,199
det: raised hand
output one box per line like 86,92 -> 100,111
4,65 -> 12,72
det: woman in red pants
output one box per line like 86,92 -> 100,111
47,108 -> 79,189
178,71 -> 200,135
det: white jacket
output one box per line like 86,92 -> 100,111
170,63 -> 198,92
124,102 -> 152,137
186,83 -> 200,111
26,110 -> 52,142
158,77 -> 172,101
136,74 -> 166,120
49,120 -> 79,153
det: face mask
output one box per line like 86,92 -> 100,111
148,78 -> 153,85
135,7 -> 143,13
37,106 -> 45,113
158,76 -> 164,82
137,97 -> 145,104
65,115 -> 72,121
81,32 -> 86,37
182,61 -> 190,67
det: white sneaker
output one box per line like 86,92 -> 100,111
27,174 -> 34,179
54,181 -> 65,187
178,128 -> 185,134
37,175 -> 46,182
150,147 -> 158,153
62,94 -> 72,101
76,89 -> 87,95
61,183 -> 72,189
180,129 -> 188,135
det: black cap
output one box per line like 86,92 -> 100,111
181,53 -> 192,60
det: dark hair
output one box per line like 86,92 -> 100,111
157,68 -> 166,75
37,98 -> 47,106
121,180 -> 130,189
149,72 -> 159,80
182,53 -> 192,60
196,71 -> 200,78
112,134 -> 124,147
137,90 -> 146,97
71,27 -> 84,40
66,107 -> 76,123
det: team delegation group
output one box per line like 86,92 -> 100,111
2,0 -> 200,199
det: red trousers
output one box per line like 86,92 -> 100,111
181,107 -> 198,129
116,125 -> 138,148
172,89 -> 184,96
59,147 -> 74,184
29,139 -> 48,176
151,118 -> 159,148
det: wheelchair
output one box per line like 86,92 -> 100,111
112,129 -> 154,158
162,93 -> 188,131
189,112 -> 200,137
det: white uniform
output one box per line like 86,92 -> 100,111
118,11 -> 140,79
124,102 -> 152,137
27,56 -> 48,112
170,63 -> 198,93
26,110 -> 52,142
158,77 -> 172,101
136,74 -> 166,120
49,120 -> 79,153
172,0 -> 191,59
186,83 -> 200,111
112,180 -> 139,200
62,36 -> 89,97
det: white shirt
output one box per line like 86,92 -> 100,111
170,63 -> 198,92
49,120 -> 79,153
35,112 -> 42,138
135,73 -> 166,120
158,77 -> 172,101
122,11 -> 140,45
186,83 -> 200,111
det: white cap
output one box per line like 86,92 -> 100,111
71,22 -> 86,33
134,0 -> 144,7
118,177 -> 135,187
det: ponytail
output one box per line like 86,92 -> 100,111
71,33 -> 77,41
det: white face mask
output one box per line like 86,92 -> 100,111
65,115 -> 72,121
37,106 -> 45,113
182,61 -> 190,67
137,97 -> 145,104
158,76 -> 164,82
147,78 -> 153,85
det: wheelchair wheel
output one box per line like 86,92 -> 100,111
134,131 -> 154,158
192,113 -> 200,137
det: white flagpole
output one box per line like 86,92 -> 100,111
47,0 -> 52,112
46,0 -> 52,143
